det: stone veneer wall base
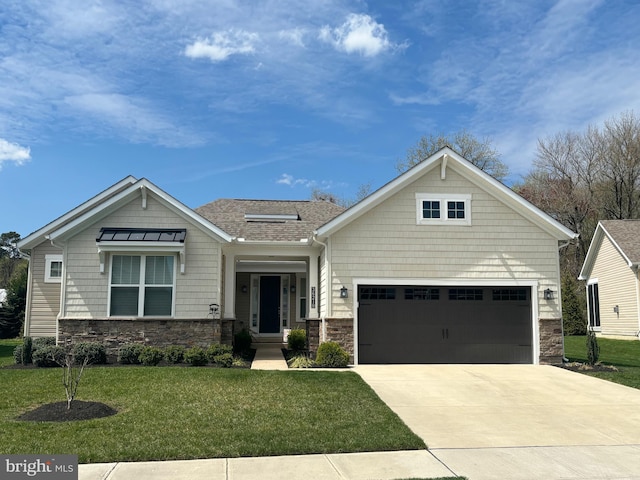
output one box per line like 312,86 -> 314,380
59,318 -> 226,356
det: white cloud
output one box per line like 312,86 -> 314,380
319,14 -> 394,57
0,138 -> 31,168
184,30 -> 258,62
278,28 -> 306,47
277,173 -> 316,188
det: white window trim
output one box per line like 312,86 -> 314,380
107,254 -> 177,318
97,242 -> 185,274
586,278 -> 602,332
415,193 -> 472,226
44,254 -> 63,283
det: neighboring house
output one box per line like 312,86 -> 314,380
0,288 -> 6,306
18,147 -> 577,364
579,220 -> 640,339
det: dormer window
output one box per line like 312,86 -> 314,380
416,194 -> 471,226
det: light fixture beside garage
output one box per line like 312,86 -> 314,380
543,288 -> 555,300
340,286 -> 348,298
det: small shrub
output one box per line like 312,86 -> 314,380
72,342 -> 107,365
32,337 -> 56,350
164,345 -> 185,364
13,345 -> 23,365
586,328 -> 600,366
211,352 -> 234,368
185,346 -> 208,366
207,343 -> 233,362
287,354 -> 315,368
287,329 -> 307,352
22,336 -> 33,365
118,344 -> 145,364
32,345 -> 66,367
139,346 -> 164,366
234,329 -> 252,354
315,341 -> 350,368
232,357 -> 249,368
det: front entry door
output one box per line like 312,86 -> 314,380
259,276 -> 281,333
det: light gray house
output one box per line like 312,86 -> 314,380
18,147 -> 577,364
579,220 -> 640,339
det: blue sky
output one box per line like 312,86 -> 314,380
2,0 -> 640,238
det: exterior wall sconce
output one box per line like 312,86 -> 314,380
290,285 -> 296,294
340,286 -> 348,298
241,285 -> 248,294
543,288 -> 555,300
614,305 -> 619,314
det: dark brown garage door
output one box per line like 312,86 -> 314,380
358,286 -> 532,364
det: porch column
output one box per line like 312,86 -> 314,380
224,253 -> 236,319
308,253 -> 319,319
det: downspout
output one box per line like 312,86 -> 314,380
312,234 -> 330,343
45,235 -> 65,344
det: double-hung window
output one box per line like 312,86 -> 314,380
416,194 -> 472,226
110,254 -> 175,317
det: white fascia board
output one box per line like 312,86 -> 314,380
316,146 -> 577,241
18,175 -> 138,250
48,178 -> 233,244
316,149 -> 445,237
450,155 -> 578,241
96,241 -> 185,252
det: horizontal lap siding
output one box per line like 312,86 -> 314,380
64,194 -> 220,319
591,236 -> 639,336
329,166 -> 560,318
27,243 -> 62,337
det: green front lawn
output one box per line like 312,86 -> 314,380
563,335 -> 640,389
0,338 -> 20,367
0,360 -> 425,463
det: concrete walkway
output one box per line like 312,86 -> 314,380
250,344 -> 288,370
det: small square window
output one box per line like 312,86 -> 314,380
447,201 -> 465,219
422,201 -> 441,219
44,255 -> 63,283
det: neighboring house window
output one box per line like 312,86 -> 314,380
416,194 -> 472,225
44,255 -> 63,283
109,254 -> 175,317
587,282 -> 601,330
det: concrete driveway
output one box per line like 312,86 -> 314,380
355,365 -> 640,479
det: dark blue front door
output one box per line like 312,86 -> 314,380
259,276 -> 280,333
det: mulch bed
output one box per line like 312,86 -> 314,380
16,401 -> 118,422
558,362 -> 619,373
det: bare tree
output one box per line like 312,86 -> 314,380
397,129 -> 508,181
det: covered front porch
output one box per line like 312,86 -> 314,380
221,246 -> 322,344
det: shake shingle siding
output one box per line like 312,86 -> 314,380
328,166 -> 561,318
64,195 -> 220,319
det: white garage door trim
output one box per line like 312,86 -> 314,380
352,278 -> 540,365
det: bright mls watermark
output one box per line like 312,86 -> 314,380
1,455 -> 77,479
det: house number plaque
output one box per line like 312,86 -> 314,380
311,287 -> 316,309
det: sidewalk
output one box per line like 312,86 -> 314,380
79,450 -> 455,480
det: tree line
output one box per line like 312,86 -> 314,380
0,232 -> 27,338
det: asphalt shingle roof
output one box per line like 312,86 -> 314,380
600,219 -> 640,264
195,199 -> 346,242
